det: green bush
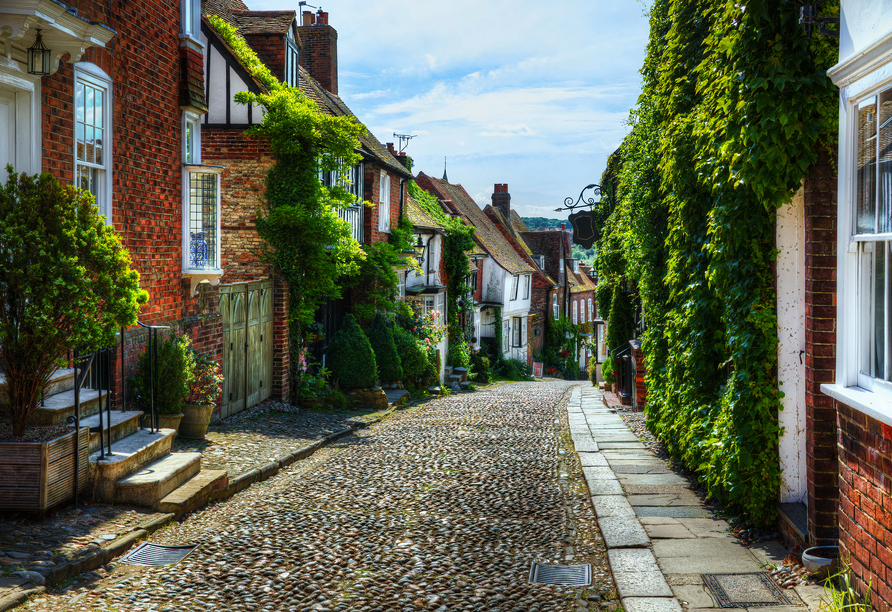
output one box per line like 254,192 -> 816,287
364,313 -> 403,383
602,354 -> 615,386
421,359 -> 440,388
131,334 -> 194,414
393,326 -> 429,385
326,314 -> 377,389
587,356 -> 599,387
0,170 -> 148,436
495,358 -> 531,381
323,386 -> 350,410
469,352 -> 491,384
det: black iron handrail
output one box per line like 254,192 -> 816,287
136,322 -> 170,435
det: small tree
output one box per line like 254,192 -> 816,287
326,314 -> 377,389
392,326 -> 429,386
364,312 -> 403,383
130,334 -> 194,414
0,170 -> 148,436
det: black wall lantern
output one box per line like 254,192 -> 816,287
783,0 -> 839,38
414,234 -> 427,264
28,30 -> 51,76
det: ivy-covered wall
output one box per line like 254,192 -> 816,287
596,0 -> 839,525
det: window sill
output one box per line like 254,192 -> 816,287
821,383 -> 892,427
183,270 -> 224,296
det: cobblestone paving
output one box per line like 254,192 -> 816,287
22,381 -> 613,612
172,401 -> 387,477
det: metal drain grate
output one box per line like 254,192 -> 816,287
702,573 -> 793,608
119,542 -> 200,567
529,562 -> 591,586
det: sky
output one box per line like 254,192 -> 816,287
251,0 -> 652,218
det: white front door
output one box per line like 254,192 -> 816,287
0,88 -> 15,182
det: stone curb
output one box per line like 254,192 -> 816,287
0,587 -> 45,612
0,407 -> 403,612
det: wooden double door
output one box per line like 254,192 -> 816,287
220,281 -> 274,418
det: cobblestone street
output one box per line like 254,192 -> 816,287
20,381 -> 612,612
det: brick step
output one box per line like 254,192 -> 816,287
29,388 -> 108,426
79,410 -> 143,454
155,469 -> 228,514
116,452 -> 202,507
91,429 -> 177,502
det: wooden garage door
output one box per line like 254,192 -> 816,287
220,280 -> 274,419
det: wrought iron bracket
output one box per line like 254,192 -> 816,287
555,183 -> 607,213
783,0 -> 839,38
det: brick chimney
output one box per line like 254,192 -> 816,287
297,7 -> 338,94
491,183 -> 510,219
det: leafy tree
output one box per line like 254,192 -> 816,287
0,170 -> 148,436
326,314 -> 377,389
364,312 -> 403,383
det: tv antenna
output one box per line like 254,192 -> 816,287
393,133 -> 416,154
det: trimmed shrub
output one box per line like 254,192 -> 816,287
364,312 -> 403,383
602,355 -> 615,386
131,334 -> 194,414
587,355 -> 599,387
393,327 -> 429,384
326,314 -> 377,389
469,352 -> 491,384
495,358 -> 531,381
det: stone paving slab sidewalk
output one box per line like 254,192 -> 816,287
0,399 -> 394,610
569,387 -> 825,612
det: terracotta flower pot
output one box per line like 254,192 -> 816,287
141,412 -> 184,432
179,403 -> 215,438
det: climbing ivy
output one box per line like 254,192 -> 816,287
595,0 -> 839,525
209,16 -> 368,381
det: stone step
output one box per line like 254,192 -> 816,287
116,452 -> 202,507
79,410 -> 143,454
0,367 -> 76,407
91,429 -> 177,502
155,469 -> 228,514
385,389 -> 410,406
452,367 -> 468,382
29,388 -> 108,426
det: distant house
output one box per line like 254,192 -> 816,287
415,172 -> 535,362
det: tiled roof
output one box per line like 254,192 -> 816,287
298,68 -> 413,179
416,173 -> 534,276
231,10 -> 295,35
405,194 -> 443,231
568,267 -> 597,295
510,210 -> 530,233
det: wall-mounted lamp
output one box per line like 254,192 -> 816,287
414,234 -> 427,264
28,30 -> 51,76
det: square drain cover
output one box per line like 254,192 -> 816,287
529,562 -> 591,586
702,573 -> 792,608
119,542 -> 200,567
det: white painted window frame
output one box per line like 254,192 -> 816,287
552,294 -> 558,320
572,301 -> 578,325
588,298 -> 593,322
824,39 -> 892,424
511,275 -> 519,301
0,66 -> 41,179
378,171 -> 391,232
523,274 -> 530,299
181,0 -> 201,43
502,320 -> 509,353
73,63 -> 113,224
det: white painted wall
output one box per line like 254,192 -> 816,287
839,0 -> 892,62
777,187 -> 807,504
482,258 -> 506,304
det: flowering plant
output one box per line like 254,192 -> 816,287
399,305 -> 446,358
184,349 -> 224,405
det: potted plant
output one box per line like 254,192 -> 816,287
0,171 -> 147,510
179,349 -> 223,438
131,334 -> 194,432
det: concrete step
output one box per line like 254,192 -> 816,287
79,410 -> 143,454
91,429 -> 177,502
29,388 -> 107,426
385,389 -> 410,406
116,452 -> 202,507
155,469 -> 228,514
0,367 -> 76,406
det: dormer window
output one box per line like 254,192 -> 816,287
285,29 -> 299,87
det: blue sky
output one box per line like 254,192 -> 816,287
252,0 -> 652,218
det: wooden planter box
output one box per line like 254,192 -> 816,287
0,427 -> 89,511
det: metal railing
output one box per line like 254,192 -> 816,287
610,343 -> 633,401
336,204 -> 364,244
136,322 -> 171,435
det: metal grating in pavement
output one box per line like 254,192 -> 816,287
702,573 -> 792,608
528,562 -> 591,586
119,542 -> 200,567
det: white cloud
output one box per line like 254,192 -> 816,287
351,89 -> 391,100
478,123 -> 535,137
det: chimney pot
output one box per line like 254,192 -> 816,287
316,9 -> 328,24
302,10 -> 315,25
386,143 -> 396,154
561,223 -> 566,231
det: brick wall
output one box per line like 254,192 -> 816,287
837,404 -> 892,610
631,341 -> 647,410
363,166 -> 402,245
42,0 -> 222,409
804,148 -> 838,545
244,33 -> 286,81
202,127 -> 275,281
